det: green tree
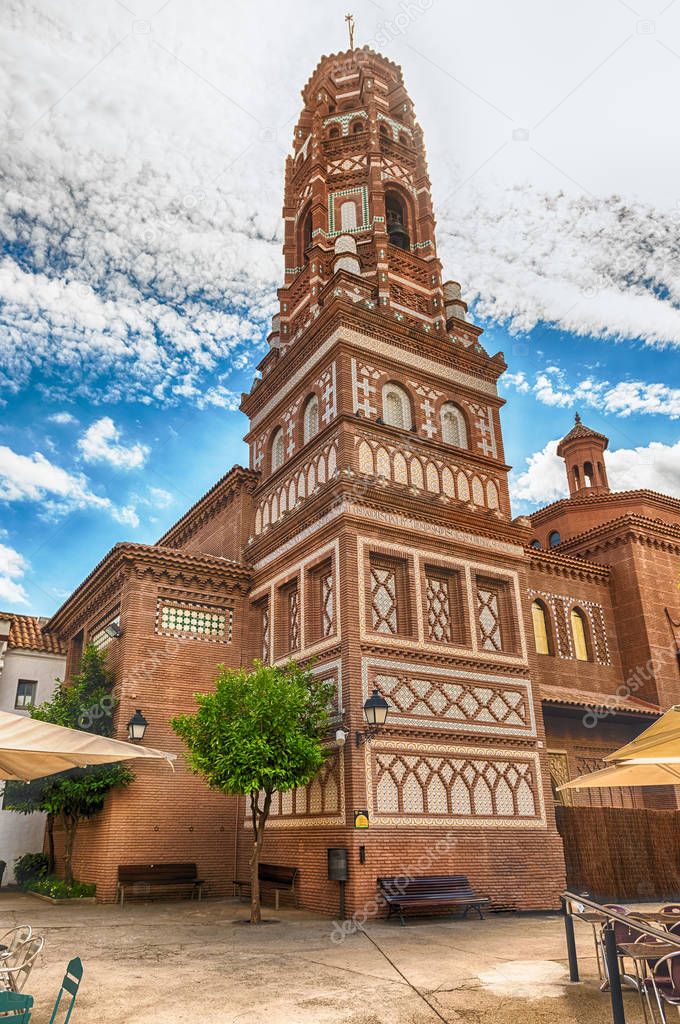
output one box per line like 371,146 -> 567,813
5,644 -> 134,885
172,661 -> 333,924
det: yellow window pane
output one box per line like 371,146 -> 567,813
532,601 -> 549,655
571,609 -> 589,661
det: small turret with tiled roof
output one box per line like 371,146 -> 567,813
557,413 -> 611,497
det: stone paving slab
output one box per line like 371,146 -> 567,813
0,892 -> 649,1023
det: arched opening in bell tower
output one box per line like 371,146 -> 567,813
299,204 -> 313,264
385,189 -> 410,251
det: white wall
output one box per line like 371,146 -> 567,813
0,647 -> 65,883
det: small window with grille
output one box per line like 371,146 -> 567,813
156,600 -> 233,643
276,579 -> 301,657
474,575 -> 518,655
306,558 -> 335,645
423,566 -> 467,645
368,554 -> 411,637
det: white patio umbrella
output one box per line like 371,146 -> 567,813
0,709 -> 176,781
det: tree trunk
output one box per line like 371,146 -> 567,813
249,790 -> 272,925
62,814 -> 78,887
46,813 -> 55,874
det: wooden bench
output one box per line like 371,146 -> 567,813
234,864 -> 298,910
117,863 -> 205,907
378,874 -> 489,926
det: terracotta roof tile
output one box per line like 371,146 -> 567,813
540,683 -> 659,717
556,412 -> 608,456
0,613 -> 66,655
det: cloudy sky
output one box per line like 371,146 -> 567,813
1,0 -> 679,612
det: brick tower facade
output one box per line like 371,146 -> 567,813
45,46 -> 680,911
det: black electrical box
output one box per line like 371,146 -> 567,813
327,847 -> 349,881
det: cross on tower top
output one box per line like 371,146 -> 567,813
345,12 -> 355,49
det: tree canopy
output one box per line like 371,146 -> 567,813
172,660 -> 333,922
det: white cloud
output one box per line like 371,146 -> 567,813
0,444 -> 138,525
0,3 -> 679,416
503,371 -> 529,393
503,367 -> 680,420
440,189 -> 680,348
147,487 -> 174,508
511,438 -> 680,509
47,411 -> 77,425
78,417 -> 149,470
0,542 -> 29,606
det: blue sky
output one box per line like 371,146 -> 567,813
1,0 -> 679,613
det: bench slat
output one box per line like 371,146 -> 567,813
378,874 -> 488,925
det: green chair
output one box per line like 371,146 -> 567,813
48,958 -> 83,1024
0,991 -> 33,1022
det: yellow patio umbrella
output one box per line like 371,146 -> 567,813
602,705 -> 680,765
559,759 -> 680,793
559,705 -> 680,793
0,709 -> 176,781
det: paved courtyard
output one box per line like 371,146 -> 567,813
1,892 -> 649,1023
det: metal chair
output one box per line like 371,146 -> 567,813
0,930 -> 32,963
48,957 -> 83,1024
0,991 -> 33,1023
0,937 -> 44,993
642,949 -> 680,1023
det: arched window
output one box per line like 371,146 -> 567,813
271,428 -> 284,472
385,190 -> 410,250
570,607 -> 591,661
548,531 -> 561,548
440,402 -> 467,447
329,125 -> 340,139
379,122 -> 389,138
340,200 -> 357,231
301,207 -> 313,264
529,539 -> 541,549
303,394 -> 319,444
382,383 -> 412,430
573,465 -> 580,489
584,461 -> 594,487
399,132 -> 410,147
352,120 -> 364,134
531,600 -> 553,656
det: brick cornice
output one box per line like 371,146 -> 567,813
156,465 -> 259,550
529,488 -> 680,525
241,299 -> 505,421
554,513 -> 680,558
47,543 -> 252,637
525,546 -> 611,584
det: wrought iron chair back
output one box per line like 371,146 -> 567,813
0,929 -> 32,962
0,937 -> 44,993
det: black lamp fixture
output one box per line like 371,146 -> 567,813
126,709 -> 148,743
104,621 -> 123,640
356,689 -> 390,747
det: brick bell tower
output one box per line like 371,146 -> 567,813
240,45 -> 565,916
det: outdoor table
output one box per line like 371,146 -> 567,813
573,911 -> 680,985
617,942 -> 679,1024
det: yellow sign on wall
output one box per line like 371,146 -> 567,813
354,809 -> 369,829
